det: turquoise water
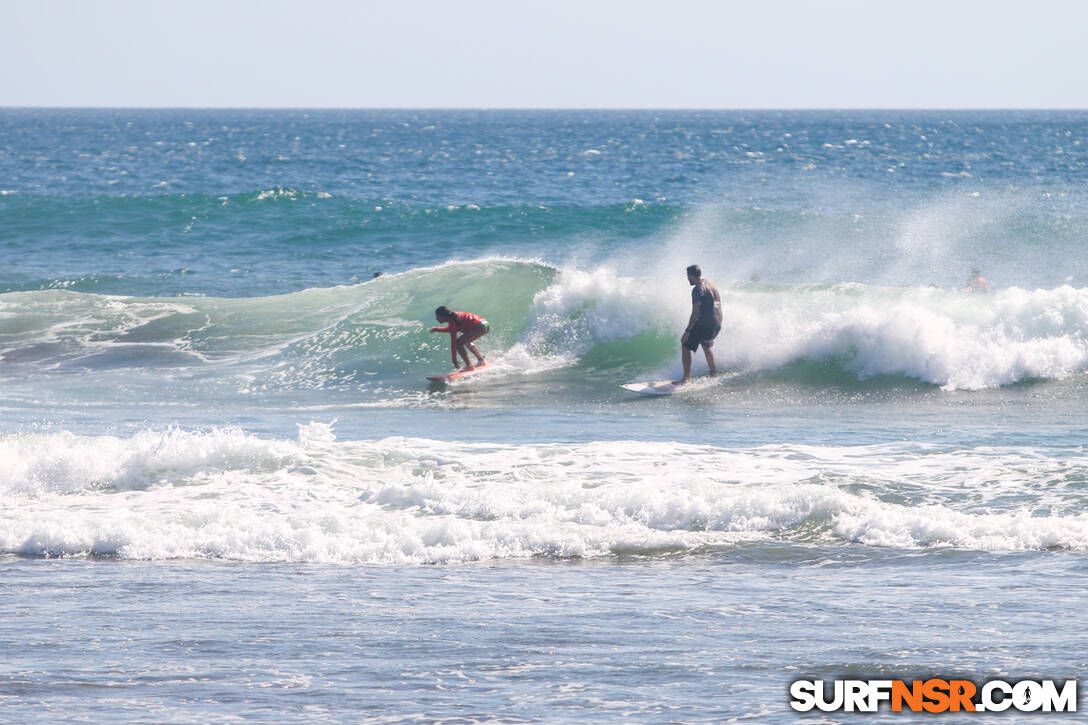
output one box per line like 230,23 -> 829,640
2,109 -> 1087,721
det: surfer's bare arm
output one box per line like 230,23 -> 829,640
428,325 -> 459,365
682,302 -> 699,342
429,325 -> 459,366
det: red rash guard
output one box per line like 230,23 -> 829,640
434,311 -> 485,333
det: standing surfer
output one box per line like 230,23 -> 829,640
431,306 -> 489,371
674,265 -> 722,385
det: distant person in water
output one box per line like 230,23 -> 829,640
965,268 -> 988,293
674,265 -> 722,385
431,306 -> 489,371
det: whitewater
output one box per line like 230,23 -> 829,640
4,424 -> 1088,564
2,109 -> 1087,722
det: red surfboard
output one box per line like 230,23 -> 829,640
426,362 -> 489,382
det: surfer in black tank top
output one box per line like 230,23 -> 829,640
674,264 -> 721,385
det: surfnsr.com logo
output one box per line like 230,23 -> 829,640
790,679 -> 1077,713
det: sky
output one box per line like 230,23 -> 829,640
2,0 -> 1086,109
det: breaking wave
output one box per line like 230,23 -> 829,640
3,258 -> 1088,392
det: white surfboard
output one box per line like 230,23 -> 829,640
621,380 -> 679,396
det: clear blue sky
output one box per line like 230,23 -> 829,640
3,0 -> 1086,108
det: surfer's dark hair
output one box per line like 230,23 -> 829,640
435,305 -> 453,319
686,264 -> 701,278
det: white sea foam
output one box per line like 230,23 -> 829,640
2,427 -> 1086,563
523,266 -> 673,357
0,426 -> 297,496
718,284 -> 1088,389
519,264 -> 1088,388
253,188 -> 298,201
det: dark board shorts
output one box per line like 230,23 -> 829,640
683,324 -> 720,352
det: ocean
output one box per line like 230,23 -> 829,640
2,109 -> 1087,722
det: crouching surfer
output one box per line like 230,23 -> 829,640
430,306 -> 489,371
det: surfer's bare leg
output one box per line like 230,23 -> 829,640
703,344 -> 717,375
459,337 -> 485,363
673,346 -> 693,385
455,343 -> 473,370
457,336 -> 483,369
458,327 -> 487,367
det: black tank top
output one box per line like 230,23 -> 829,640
692,280 -> 722,327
